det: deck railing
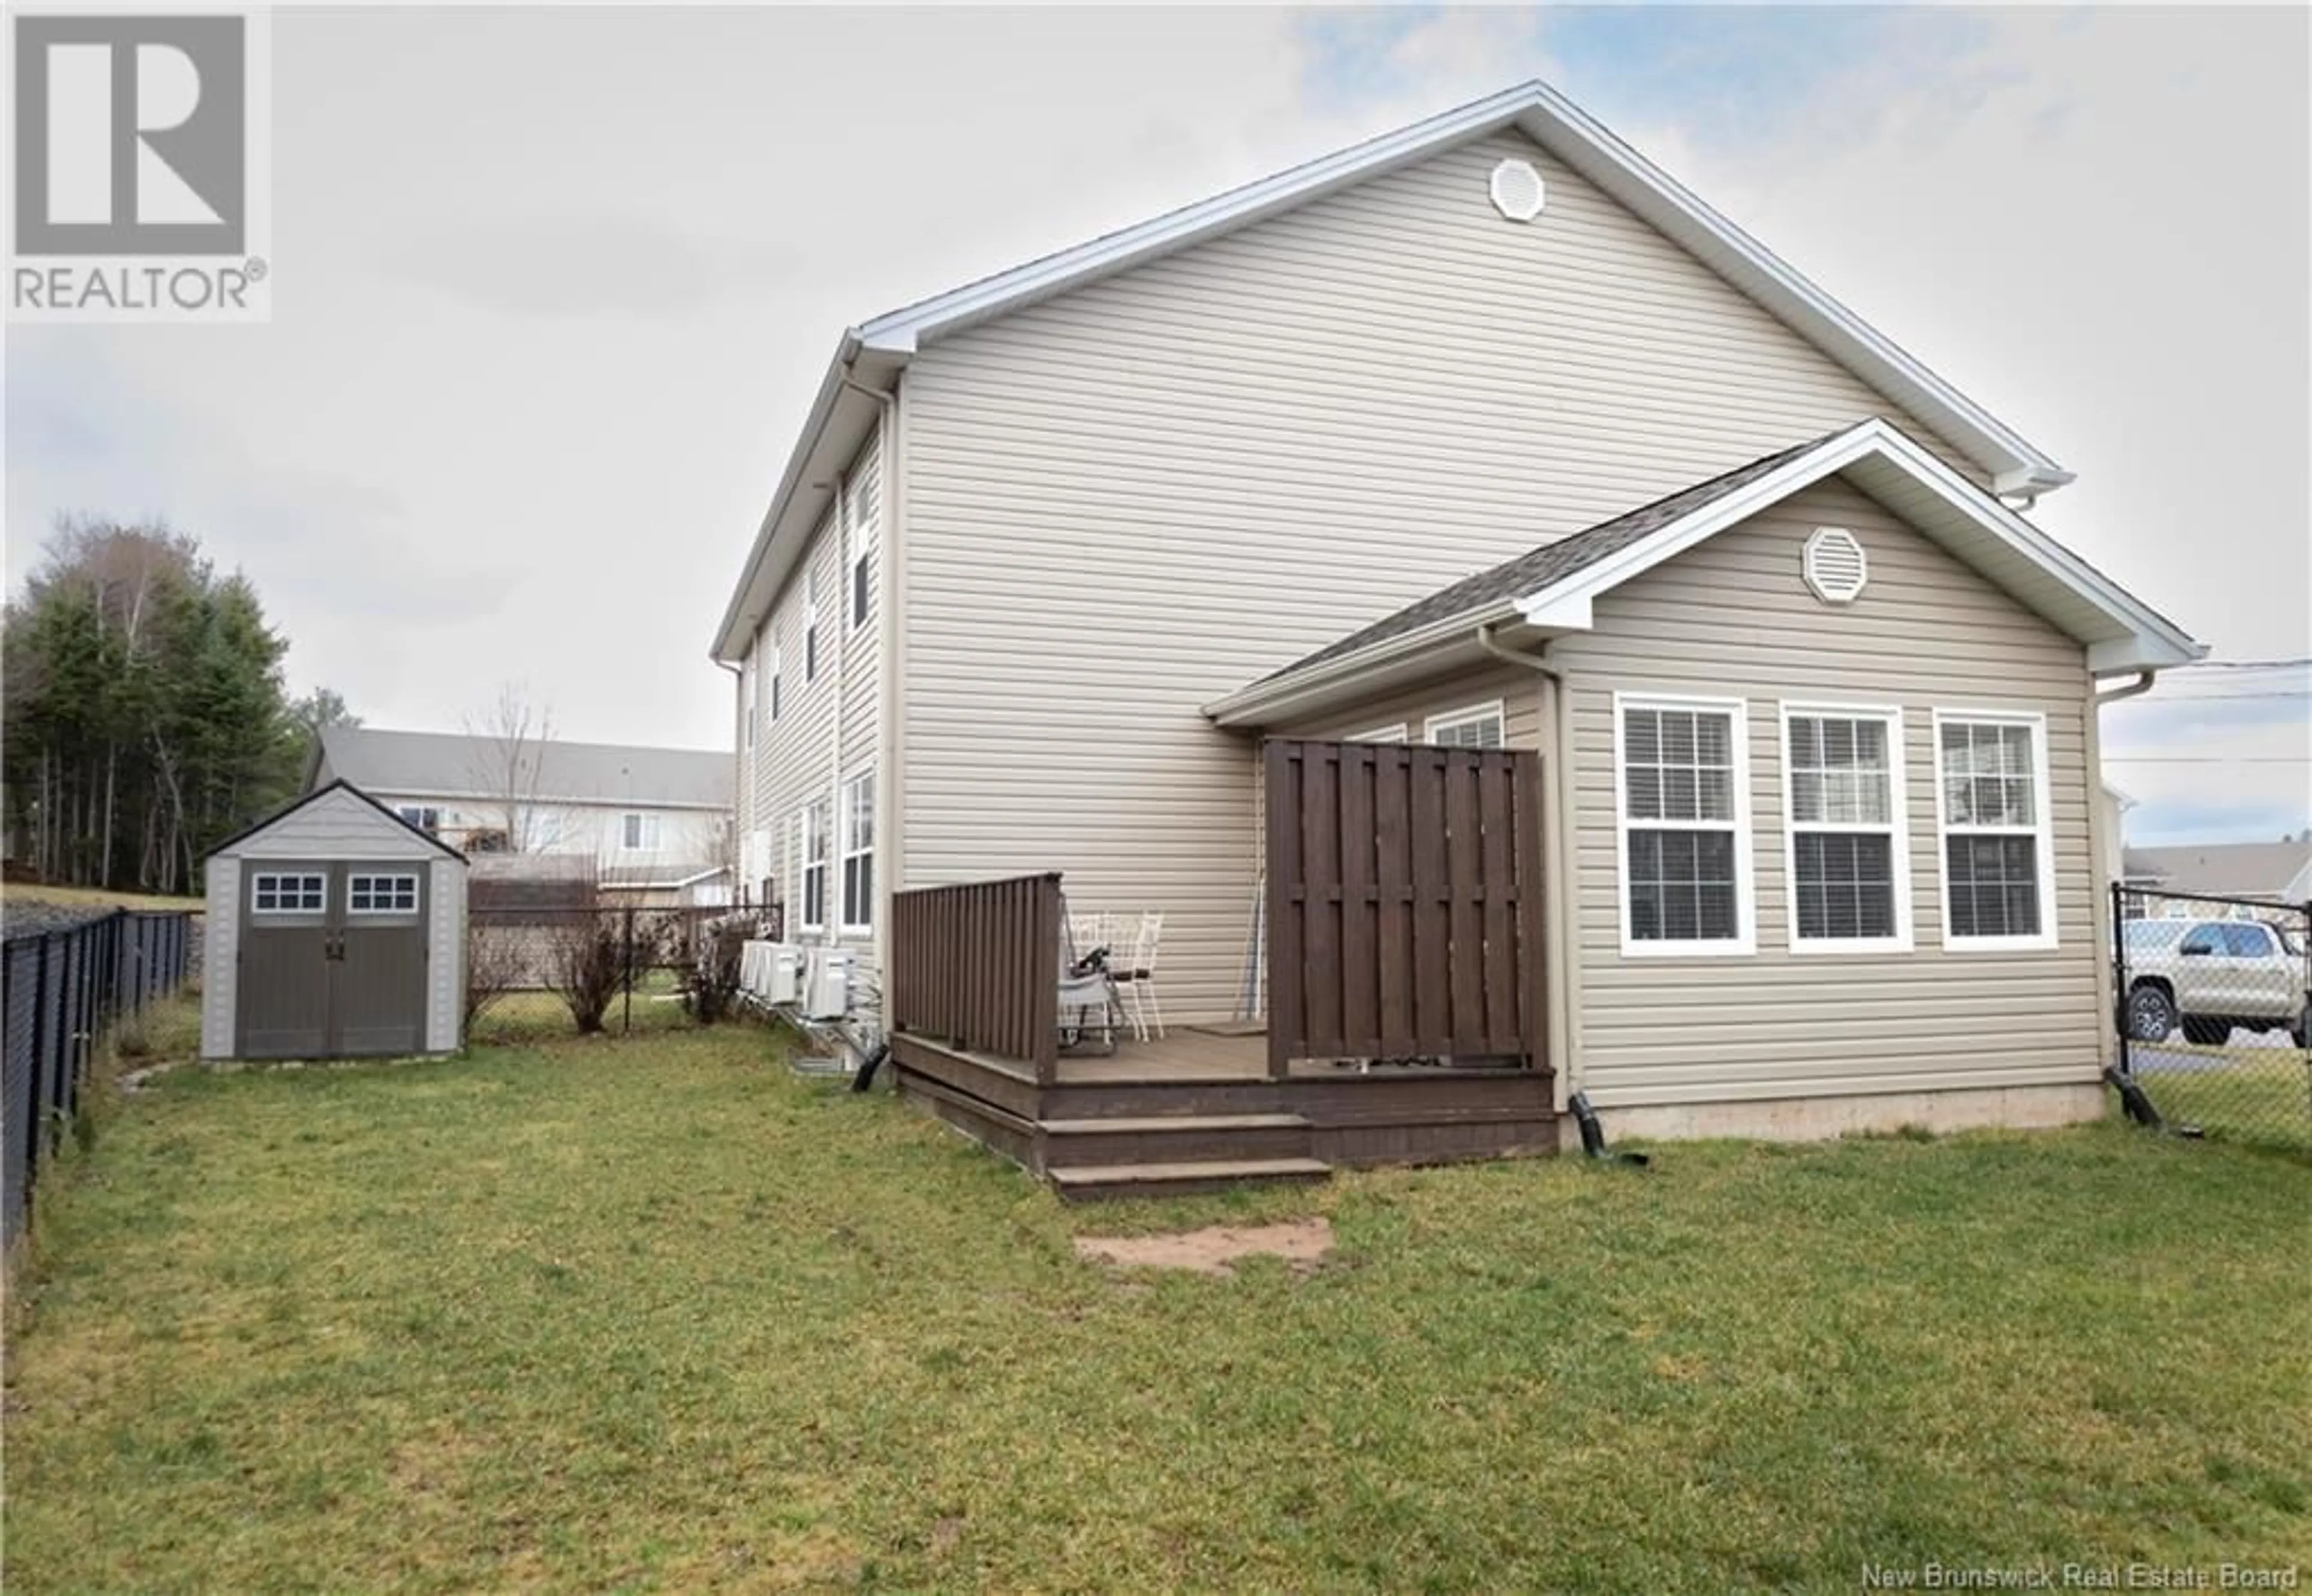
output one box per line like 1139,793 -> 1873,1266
888,872 -> 1062,1085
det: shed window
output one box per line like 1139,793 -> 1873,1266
1617,698 -> 1753,954
1935,713 -> 2056,949
252,872 -> 326,914
348,873 -> 419,914
1425,702 -> 1505,748
1783,706 -> 1909,950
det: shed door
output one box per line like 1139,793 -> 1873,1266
237,863 -> 429,1059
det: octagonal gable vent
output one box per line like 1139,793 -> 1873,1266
1803,527 -> 1869,604
1489,158 -> 1546,222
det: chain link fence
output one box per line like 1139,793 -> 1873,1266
3,908 -> 197,1254
2110,885 -> 2311,1155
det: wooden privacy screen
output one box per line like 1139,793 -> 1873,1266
888,872 -> 1062,1084
1264,740 -> 1545,1078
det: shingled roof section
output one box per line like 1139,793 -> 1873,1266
1260,430 -> 1844,684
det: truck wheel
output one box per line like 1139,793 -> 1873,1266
2124,983 -> 2176,1043
2180,1017 -> 2232,1047
2293,1005 -> 2308,1051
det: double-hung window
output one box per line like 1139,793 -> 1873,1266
1934,711 -> 2056,949
839,772 -> 875,932
396,805 -> 441,833
1782,706 -> 1910,951
798,800 -> 829,933
1617,696 -> 1753,954
742,656 -> 757,751
768,640 -> 783,724
804,574 -> 821,682
847,474 -> 877,631
1425,701 -> 1505,748
621,812 -> 660,852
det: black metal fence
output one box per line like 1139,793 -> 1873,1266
2111,885 -> 2311,1155
3,910 -> 197,1252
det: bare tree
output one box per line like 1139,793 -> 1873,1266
462,683 -> 562,854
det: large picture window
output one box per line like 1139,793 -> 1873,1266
1934,712 -> 2056,949
1617,697 -> 1753,954
1783,706 -> 1910,951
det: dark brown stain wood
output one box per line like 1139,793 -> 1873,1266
1264,741 -> 1546,1073
889,872 -> 1061,1084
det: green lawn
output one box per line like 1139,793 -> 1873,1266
6,1019 -> 2308,1593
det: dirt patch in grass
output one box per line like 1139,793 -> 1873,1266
1074,1217 -> 1334,1276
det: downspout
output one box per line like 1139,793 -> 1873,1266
838,371 -> 898,1022
2087,669 -> 2155,1072
712,656 -> 746,904
1475,622 -> 1579,1117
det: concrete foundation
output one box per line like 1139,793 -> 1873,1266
1575,1081 -> 2109,1147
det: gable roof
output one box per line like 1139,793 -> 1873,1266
2124,839 -> 2312,899
205,779 -> 469,863
1206,417 -> 2204,728
711,78 -> 2071,662
312,728 -> 732,811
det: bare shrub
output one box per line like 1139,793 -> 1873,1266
685,922 -> 748,1026
464,918 -> 526,1033
544,905 -> 665,1035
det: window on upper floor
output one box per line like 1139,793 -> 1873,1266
621,812 -> 660,852
847,473 -> 877,632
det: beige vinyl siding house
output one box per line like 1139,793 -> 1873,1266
899,128 -> 1984,1023
736,431 -> 884,995
712,80 -> 2200,1146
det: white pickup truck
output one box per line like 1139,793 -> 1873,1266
2121,918 -> 2310,1048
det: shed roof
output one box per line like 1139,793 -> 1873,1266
204,780 -> 468,863
314,728 -> 732,810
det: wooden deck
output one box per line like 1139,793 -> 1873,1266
890,1023 -> 1559,1200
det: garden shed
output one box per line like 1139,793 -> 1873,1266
200,781 -> 467,1061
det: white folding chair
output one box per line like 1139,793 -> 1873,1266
1111,911 -> 1164,1042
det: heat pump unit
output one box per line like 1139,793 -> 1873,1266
803,949 -> 852,1020
766,943 -> 804,1005
739,940 -> 777,998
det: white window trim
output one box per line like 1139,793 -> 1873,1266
1423,699 -> 1508,747
1930,707 -> 2059,953
1778,701 -> 1913,954
620,812 -> 660,852
797,800 -> 829,935
1614,691 -> 1757,958
250,871 -> 328,915
742,655 -> 757,750
837,768 -> 875,935
768,641 -> 782,723
347,872 -> 420,915
847,474 -> 876,633
1348,723 -> 1408,742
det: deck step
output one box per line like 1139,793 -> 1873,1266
1041,1113 -> 1310,1135
1048,1157 -> 1332,1202
1040,1113 -> 1315,1169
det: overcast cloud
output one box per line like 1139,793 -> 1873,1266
5,5 -> 2305,845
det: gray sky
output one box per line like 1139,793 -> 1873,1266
6,6 -> 2307,843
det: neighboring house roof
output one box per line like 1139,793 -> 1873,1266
2124,840 -> 2312,901
1206,417 -> 2205,728
711,78 -> 2072,662
311,728 -> 733,811
204,779 -> 468,863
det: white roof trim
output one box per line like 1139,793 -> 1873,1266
1511,418 -> 2199,671
854,79 -> 2066,488
1210,418 -> 2201,728
713,78 -> 2073,662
